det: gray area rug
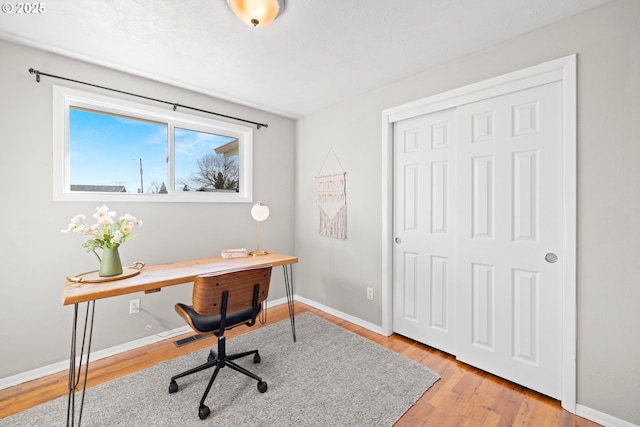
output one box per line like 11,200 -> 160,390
1,312 -> 439,426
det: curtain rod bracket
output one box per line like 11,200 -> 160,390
27,67 -> 269,129
29,68 -> 40,83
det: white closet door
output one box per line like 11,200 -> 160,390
392,109 -> 457,355
392,81 -> 564,399
455,81 -> 563,399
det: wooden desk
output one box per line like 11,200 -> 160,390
63,252 -> 298,304
63,252 -> 297,426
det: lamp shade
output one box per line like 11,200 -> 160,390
251,202 -> 270,222
228,0 -> 283,27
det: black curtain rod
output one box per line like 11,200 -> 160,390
28,68 -> 268,129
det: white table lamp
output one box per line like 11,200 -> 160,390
249,202 -> 269,256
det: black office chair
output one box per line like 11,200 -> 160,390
168,264 -> 272,420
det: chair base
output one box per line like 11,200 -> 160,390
168,336 -> 267,420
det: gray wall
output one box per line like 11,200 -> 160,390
295,0 -> 639,424
0,40 -> 295,378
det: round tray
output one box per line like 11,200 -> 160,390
67,263 -> 144,283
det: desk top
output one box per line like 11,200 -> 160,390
62,252 -> 298,306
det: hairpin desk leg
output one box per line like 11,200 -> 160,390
259,300 -> 268,325
256,264 -> 296,341
67,301 -> 95,427
282,264 -> 296,342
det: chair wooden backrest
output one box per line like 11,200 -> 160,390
193,265 -> 272,317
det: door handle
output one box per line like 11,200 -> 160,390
545,253 -> 558,263
395,237 -> 402,244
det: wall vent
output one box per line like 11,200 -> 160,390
174,334 -> 207,347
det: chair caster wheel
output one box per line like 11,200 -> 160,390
257,381 -> 268,393
208,350 -> 216,362
199,404 -> 211,420
253,352 -> 261,363
168,380 -> 178,394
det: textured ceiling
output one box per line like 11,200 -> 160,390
0,0 -> 614,118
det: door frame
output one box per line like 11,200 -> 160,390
380,55 -> 577,411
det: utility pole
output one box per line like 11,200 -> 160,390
138,158 -> 144,193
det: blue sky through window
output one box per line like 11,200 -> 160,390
70,109 -> 236,193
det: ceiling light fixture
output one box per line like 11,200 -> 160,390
227,0 -> 284,28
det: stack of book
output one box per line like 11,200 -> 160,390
221,248 -> 247,258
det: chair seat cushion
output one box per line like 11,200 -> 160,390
175,303 -> 260,334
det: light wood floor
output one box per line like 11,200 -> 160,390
0,302 -> 601,426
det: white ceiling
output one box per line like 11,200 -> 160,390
0,0 -> 614,118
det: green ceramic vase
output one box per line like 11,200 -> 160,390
98,246 -> 123,277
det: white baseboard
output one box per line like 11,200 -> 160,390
576,404 -> 639,427
0,324 -> 192,391
265,296 -> 287,307
293,295 -> 386,335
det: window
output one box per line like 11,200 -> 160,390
53,86 -> 253,202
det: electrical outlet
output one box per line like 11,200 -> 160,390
129,299 -> 140,314
366,287 -> 374,301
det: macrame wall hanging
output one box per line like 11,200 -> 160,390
316,148 -> 347,239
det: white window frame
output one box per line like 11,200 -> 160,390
53,85 -> 253,203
